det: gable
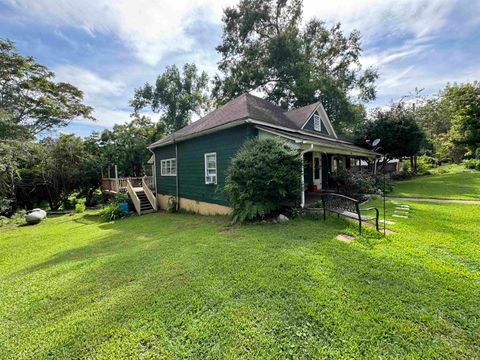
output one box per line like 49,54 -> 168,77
303,111 -> 330,135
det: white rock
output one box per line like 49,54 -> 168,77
277,214 -> 289,222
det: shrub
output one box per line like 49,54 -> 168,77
417,155 -> 437,173
463,158 -> 480,171
330,169 -> 376,198
224,138 -> 302,222
75,203 -> 86,213
99,204 -> 126,222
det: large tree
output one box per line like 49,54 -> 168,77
130,63 -> 210,133
443,82 -> 480,154
0,39 -> 94,138
356,103 -> 425,170
91,115 -> 164,177
213,0 -> 377,136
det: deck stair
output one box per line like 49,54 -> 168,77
125,177 -> 158,215
136,189 -> 155,214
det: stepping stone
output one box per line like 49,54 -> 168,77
381,220 -> 396,225
392,214 -> 408,218
394,210 -> 409,215
336,234 -> 355,243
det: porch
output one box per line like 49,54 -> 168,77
299,143 -> 377,208
101,176 -> 157,215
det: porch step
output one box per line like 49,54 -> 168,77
133,190 -> 155,214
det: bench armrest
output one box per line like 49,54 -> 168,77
360,207 -> 379,218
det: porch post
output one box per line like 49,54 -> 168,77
300,144 -> 313,208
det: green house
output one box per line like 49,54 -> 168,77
148,93 -> 376,215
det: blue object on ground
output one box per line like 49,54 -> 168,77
118,202 -> 129,214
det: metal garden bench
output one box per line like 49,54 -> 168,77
320,193 -> 379,235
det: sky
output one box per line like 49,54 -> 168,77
1,0 -> 480,137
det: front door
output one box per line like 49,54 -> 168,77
313,153 -> 322,190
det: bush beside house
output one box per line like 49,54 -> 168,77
224,138 -> 302,222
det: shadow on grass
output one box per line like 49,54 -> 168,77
2,211 -> 479,358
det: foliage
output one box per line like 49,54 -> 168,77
0,39 -> 93,137
131,63 -> 210,133
37,134 -> 86,211
329,169 -> 391,198
463,158 -> 480,171
442,82 -> 480,153
0,209 -> 26,227
224,138 -> 302,222
99,204 -> 126,222
75,202 -> 86,213
355,103 -> 425,163
213,0 -> 378,136
89,115 -> 163,177
416,155 -> 437,174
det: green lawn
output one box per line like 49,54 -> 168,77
1,204 -> 479,358
391,169 -> 480,200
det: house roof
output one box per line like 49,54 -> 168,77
284,102 -> 320,128
255,126 -> 376,157
149,93 -> 300,148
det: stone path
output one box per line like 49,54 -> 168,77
387,196 -> 480,205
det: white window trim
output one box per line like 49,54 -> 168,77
313,113 -> 322,132
160,158 -> 176,176
204,152 -> 217,184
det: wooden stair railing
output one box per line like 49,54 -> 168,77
142,175 -> 157,211
126,179 -> 141,215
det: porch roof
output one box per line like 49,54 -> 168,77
256,126 -> 377,158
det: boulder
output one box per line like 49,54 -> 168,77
277,214 -> 289,222
25,212 -> 43,225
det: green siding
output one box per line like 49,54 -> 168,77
303,111 -> 329,135
154,125 -> 257,206
154,145 -> 177,196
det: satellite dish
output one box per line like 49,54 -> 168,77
372,138 -> 381,147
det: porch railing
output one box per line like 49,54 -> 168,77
142,175 -> 157,211
126,179 -> 141,215
102,176 -> 154,192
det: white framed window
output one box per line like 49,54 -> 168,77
204,152 -> 217,184
160,158 -> 176,176
313,114 -> 321,131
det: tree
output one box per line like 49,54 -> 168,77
442,82 -> 480,154
91,115 -> 164,177
355,103 -> 425,170
213,0 -> 377,136
130,63 -> 210,133
0,39 -> 94,138
39,134 -> 85,210
224,138 -> 302,222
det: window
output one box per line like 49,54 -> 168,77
204,152 -> 217,184
160,158 -> 176,176
313,114 -> 321,131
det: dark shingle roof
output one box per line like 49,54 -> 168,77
255,126 -> 375,156
284,102 -> 320,128
150,93 -> 300,148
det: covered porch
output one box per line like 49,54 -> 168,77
301,149 -> 375,208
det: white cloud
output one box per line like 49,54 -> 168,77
53,65 -> 130,126
303,0 -> 457,42
6,0 -> 237,65
55,65 -> 125,97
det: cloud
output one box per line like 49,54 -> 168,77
303,0 -> 457,42
53,65 -> 130,126
4,0 -> 237,65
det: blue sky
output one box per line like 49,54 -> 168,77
1,0 -> 480,137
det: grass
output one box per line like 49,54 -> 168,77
390,167 -> 480,200
1,205 -> 479,358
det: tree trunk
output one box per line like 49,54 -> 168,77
410,156 -> 414,172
